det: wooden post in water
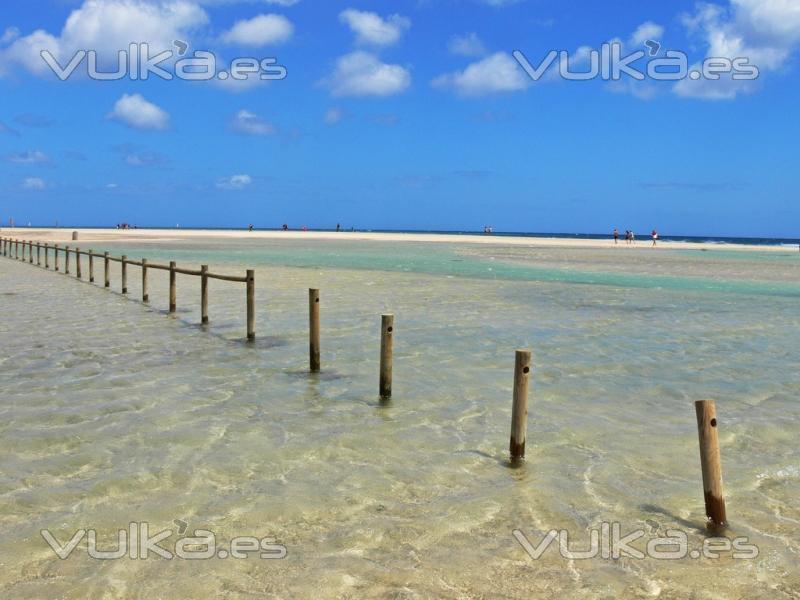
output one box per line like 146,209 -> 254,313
141,258 -> 149,302
246,269 -> 255,340
54,245 -> 59,271
64,246 -> 71,274
88,250 -> 94,282
76,248 -> 82,279
309,288 -> 320,372
510,349 -> 532,462
695,400 -> 727,528
379,314 -> 394,399
121,255 -> 128,294
169,261 -> 177,313
104,252 -> 110,287
200,265 -> 209,324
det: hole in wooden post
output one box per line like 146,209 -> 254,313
523,366 -> 530,374
710,418 -> 717,427
387,326 -> 393,333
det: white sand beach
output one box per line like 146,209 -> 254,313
1,227 -> 791,252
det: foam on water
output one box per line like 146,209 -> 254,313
0,239 -> 798,597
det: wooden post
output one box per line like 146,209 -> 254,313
309,288 -> 320,372
104,252 -> 110,287
379,314 -> 394,399
72,231 -> 78,241
75,248 -> 82,279
44,244 -> 49,269
246,269 -> 255,340
695,400 -> 727,528
15,239 -> 19,259
200,265 -> 209,324
121,255 -> 128,294
169,261 -> 177,313
88,250 -> 94,282
141,258 -> 149,302
29,241 -> 33,264
510,349 -> 532,462
54,244 -> 59,271
64,246 -> 70,274
36,242 -> 40,266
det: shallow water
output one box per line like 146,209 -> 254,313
1,239 -> 799,598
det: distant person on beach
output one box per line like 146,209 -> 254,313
625,230 -> 631,245
248,224 -> 254,232
630,230 -> 636,245
651,229 -> 658,246
282,224 -> 288,231
336,223 -> 341,232
613,228 -> 619,244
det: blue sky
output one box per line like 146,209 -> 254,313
0,0 -> 798,236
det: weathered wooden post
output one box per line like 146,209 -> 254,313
121,255 -> 128,294
72,231 -> 78,241
64,246 -> 71,274
169,261 -> 177,313
54,244 -> 59,271
88,250 -> 94,282
15,239 -> 19,259
510,349 -> 532,462
309,288 -> 320,372
695,400 -> 727,528
29,241 -> 33,264
36,242 -> 40,266
200,265 -> 209,324
104,252 -> 110,287
379,314 -> 394,399
246,269 -> 255,340
141,258 -> 149,302
75,248 -> 82,279
44,244 -> 49,269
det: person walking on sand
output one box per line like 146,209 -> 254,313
613,228 -> 619,244
630,230 -> 636,245
651,229 -> 658,246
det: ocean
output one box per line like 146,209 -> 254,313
1,237 -> 798,597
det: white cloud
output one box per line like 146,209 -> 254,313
230,109 -> 276,135
217,174 -> 252,189
0,121 -> 20,136
324,107 -> 346,124
675,0 -> 800,99
448,32 -> 486,57
1,27 -> 20,45
3,150 -> 51,164
1,0 -> 208,77
220,14 -> 293,46
323,51 -> 410,97
339,9 -> 410,46
22,177 -> 46,190
629,21 -> 664,47
109,94 -> 170,130
432,52 -> 528,96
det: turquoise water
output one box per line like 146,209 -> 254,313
1,238 -> 798,598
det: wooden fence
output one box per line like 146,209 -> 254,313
0,234 -> 731,530
0,236 -> 255,339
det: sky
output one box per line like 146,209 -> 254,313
0,0 -> 798,237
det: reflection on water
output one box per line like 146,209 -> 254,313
1,240 -> 798,598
